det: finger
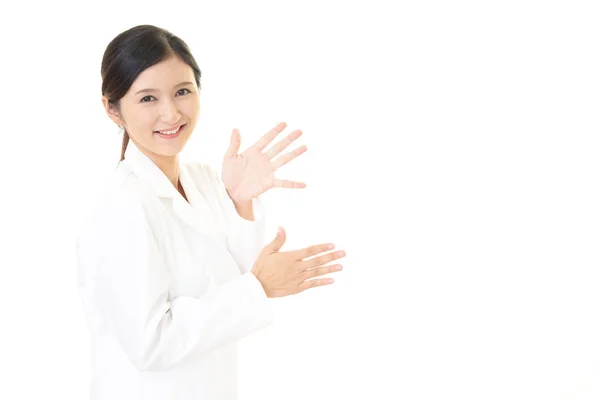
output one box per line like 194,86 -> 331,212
264,129 -> 302,159
225,129 -> 241,158
271,145 -> 307,170
253,122 -> 287,152
303,264 -> 343,280
298,277 -> 335,292
266,226 -> 286,253
273,179 -> 307,189
290,243 -> 335,261
303,250 -> 346,269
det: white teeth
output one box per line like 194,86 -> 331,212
158,126 -> 181,135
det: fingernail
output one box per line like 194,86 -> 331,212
337,251 -> 345,257
335,265 -> 343,271
328,244 -> 334,249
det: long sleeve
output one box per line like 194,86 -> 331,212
203,165 -> 269,274
221,193 -> 268,274
76,192 -> 273,371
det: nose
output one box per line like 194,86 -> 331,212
159,98 -> 182,124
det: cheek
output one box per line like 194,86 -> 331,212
131,107 -> 158,132
121,101 -> 157,130
181,96 -> 200,118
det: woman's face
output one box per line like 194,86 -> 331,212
103,54 -> 200,159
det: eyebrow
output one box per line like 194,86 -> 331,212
135,81 -> 195,96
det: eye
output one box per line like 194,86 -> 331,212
140,95 -> 155,103
176,88 -> 191,96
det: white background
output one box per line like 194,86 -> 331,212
1,1 -> 600,399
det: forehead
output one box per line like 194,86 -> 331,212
129,55 -> 195,92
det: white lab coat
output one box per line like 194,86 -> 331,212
76,142 -> 274,400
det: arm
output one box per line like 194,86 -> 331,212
227,193 -> 255,221
77,193 -> 272,371
204,165 -> 270,274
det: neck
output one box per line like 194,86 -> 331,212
153,154 -> 180,188
130,139 -> 180,187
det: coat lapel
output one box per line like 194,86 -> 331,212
120,143 -> 218,238
176,166 -> 221,238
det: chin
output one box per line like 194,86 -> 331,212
157,144 -> 186,158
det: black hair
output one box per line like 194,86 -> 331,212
100,25 -> 201,161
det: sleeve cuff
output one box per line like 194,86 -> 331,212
223,192 -> 267,227
238,271 -> 273,326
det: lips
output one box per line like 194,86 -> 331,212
154,124 -> 184,134
154,124 -> 186,138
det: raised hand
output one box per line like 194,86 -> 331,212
221,122 -> 307,203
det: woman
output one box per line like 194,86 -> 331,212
76,25 -> 346,400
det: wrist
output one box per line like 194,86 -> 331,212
226,189 -> 255,221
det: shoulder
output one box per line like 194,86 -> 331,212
182,161 -> 220,180
182,161 -> 224,191
76,171 -> 154,250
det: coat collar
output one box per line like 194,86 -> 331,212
119,142 -> 223,239
121,141 -> 181,199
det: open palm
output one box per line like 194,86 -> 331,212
222,122 -> 307,203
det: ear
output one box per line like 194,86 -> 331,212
102,96 -> 123,127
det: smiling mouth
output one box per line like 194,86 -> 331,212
154,124 -> 186,137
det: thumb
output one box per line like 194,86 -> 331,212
268,226 -> 286,252
225,128 -> 241,158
